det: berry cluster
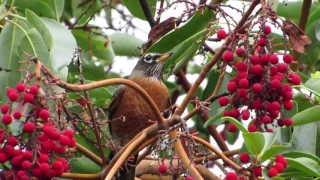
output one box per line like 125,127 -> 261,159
0,82 -> 76,179
267,155 -> 288,177
218,25 -> 300,132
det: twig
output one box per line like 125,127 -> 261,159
291,0 -> 312,72
76,143 -> 103,166
139,0 -> 156,27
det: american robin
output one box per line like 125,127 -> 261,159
108,52 -> 173,180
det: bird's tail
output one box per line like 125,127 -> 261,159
108,152 -> 138,180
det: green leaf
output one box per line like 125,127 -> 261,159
109,32 -> 143,56
72,30 -> 115,62
44,0 -> 65,21
122,0 -> 157,21
243,132 -> 265,157
292,123 -> 319,155
70,157 -> 101,173
286,157 -> 320,177
261,145 -> 289,163
304,78 -> 320,96
12,0 -> 55,18
300,20 -> 320,66
221,117 -> 248,133
280,167 -> 312,178
263,131 -> 279,153
42,18 -> 77,73
25,9 -> 53,49
203,107 -> 224,127
292,105 -> 320,126
0,21 -> 25,101
276,2 -> 317,23
70,0 -> 102,25
282,151 -> 320,164
147,9 -> 214,71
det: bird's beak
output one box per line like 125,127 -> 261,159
156,52 -> 173,63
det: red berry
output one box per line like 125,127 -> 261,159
250,55 -> 260,64
275,155 -> 288,168
227,81 -> 238,92
219,97 -> 229,106
16,83 -> 26,92
226,172 -> 238,180
283,54 -> 292,64
248,124 -> 257,132
4,145 -> 15,157
22,160 -> 32,169
8,91 -> 19,101
239,78 -> 249,88
236,47 -> 245,57
277,63 -> 288,73
270,66 -> 278,75
260,54 -> 269,64
6,88 -> 15,96
52,161 -> 63,171
273,163 -> 285,173
262,115 -> 272,124
0,152 -> 7,163
239,153 -> 251,163
54,146 -> 66,154
268,168 -> 278,177
271,101 -> 281,110
252,83 -> 262,93
64,129 -> 74,138
13,111 -> 22,120
241,109 -> 250,120
269,54 -> 279,64
59,135 -> 70,146
7,136 -> 18,146
271,79 -> 281,89
22,151 -> 33,160
238,89 -> 247,98
266,129 -> 274,132
29,85 -> 39,95
40,163 -> 50,172
217,29 -> 227,39
223,110 -> 233,117
283,100 -> 294,110
258,38 -> 267,46
228,123 -> 237,132
277,119 -> 285,127
231,108 -> 241,118
43,125 -> 54,136
236,61 -> 247,71
250,64 -> 263,77
158,164 -> 167,174
11,155 -> 23,166
290,74 -> 301,85
253,167 -> 262,177
238,71 -> 247,79
186,177 -> 194,180
24,93 -> 34,103
38,134 -> 48,142
38,154 -> 49,163
32,168 -> 42,177
2,114 -> 12,125
68,137 -> 76,147
284,118 -> 293,126
223,51 -> 234,62
39,109 -> 50,121
264,25 -> 272,35
24,122 -> 35,133
20,175 -> 29,180
1,104 -> 10,114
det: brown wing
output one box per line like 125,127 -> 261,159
108,85 -> 126,134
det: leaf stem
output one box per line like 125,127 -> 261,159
7,12 -> 27,20
6,19 -> 37,57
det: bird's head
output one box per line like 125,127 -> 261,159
131,52 -> 173,80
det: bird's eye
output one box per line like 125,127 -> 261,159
144,56 -> 153,63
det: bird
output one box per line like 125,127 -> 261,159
108,52 -> 173,180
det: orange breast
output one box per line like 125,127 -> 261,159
110,77 -> 169,144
